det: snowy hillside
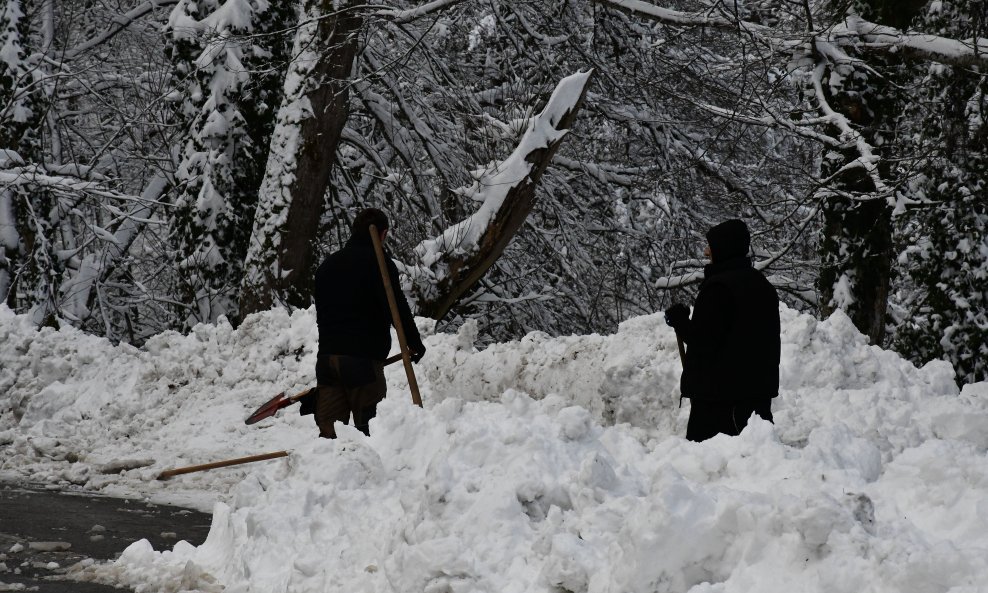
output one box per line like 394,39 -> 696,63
1,303 -> 987,592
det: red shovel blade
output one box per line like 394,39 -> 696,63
245,391 -> 289,425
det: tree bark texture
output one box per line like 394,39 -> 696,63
819,196 -> 893,344
239,0 -> 363,316
816,0 -> 925,345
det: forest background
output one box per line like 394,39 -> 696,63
1,0 -> 985,384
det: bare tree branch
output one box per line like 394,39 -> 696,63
376,0 -> 465,24
64,0 -> 180,60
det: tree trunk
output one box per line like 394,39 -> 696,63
819,196 -> 893,344
239,0 -> 363,316
816,0 -> 925,345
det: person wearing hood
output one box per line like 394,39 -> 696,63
664,219 -> 780,442
310,208 -> 426,438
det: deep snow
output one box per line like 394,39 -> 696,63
1,303 -> 987,592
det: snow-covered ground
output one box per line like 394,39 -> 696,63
1,302 -> 987,592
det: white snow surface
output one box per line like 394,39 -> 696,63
2,302 -> 987,593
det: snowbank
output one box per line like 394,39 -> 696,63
2,302 -> 987,592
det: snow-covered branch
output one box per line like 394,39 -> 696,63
836,14 -> 988,69
552,156 -> 637,187
809,59 -> 889,196
597,0 -> 988,68
692,101 -> 845,148
376,0 -> 464,24
58,175 -> 169,324
355,73 -> 443,220
595,0 -> 769,34
405,69 -> 595,320
652,269 -> 705,289
0,166 -> 148,203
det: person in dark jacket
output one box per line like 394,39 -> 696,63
311,208 -> 426,438
664,219 -> 780,442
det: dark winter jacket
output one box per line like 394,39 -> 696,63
314,233 -> 424,362
678,256 -> 780,402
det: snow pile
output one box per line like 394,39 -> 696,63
0,306 -> 321,505
2,302 -> 988,592
419,306 -> 974,460
419,311 -> 687,432
81,395 -> 988,593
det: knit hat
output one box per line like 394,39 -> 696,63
706,219 -> 750,262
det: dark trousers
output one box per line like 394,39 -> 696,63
314,355 -> 386,439
686,398 -> 773,442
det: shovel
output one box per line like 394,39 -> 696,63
244,353 -> 402,425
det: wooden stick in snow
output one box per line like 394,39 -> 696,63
369,224 -> 423,407
157,451 -> 289,480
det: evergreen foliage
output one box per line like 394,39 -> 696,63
0,0 -> 40,156
894,0 -> 988,383
165,0 -> 295,329
816,0 -> 920,346
0,0 -> 52,323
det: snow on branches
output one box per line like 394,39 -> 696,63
405,70 -> 594,321
598,0 -> 988,68
166,0 -> 293,329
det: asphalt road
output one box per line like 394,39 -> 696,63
0,483 -> 212,592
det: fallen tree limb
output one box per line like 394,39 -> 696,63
406,69 -> 595,321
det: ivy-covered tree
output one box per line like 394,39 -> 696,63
239,0 -> 365,316
894,0 -> 988,383
165,0 -> 295,329
0,0 -> 51,323
815,0 -> 926,346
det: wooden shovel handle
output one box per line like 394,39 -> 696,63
157,451 -> 288,480
369,224 -> 423,407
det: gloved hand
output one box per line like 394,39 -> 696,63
409,340 -> 426,363
664,303 -> 690,330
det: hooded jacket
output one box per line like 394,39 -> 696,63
314,233 -> 424,362
679,221 -> 780,401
